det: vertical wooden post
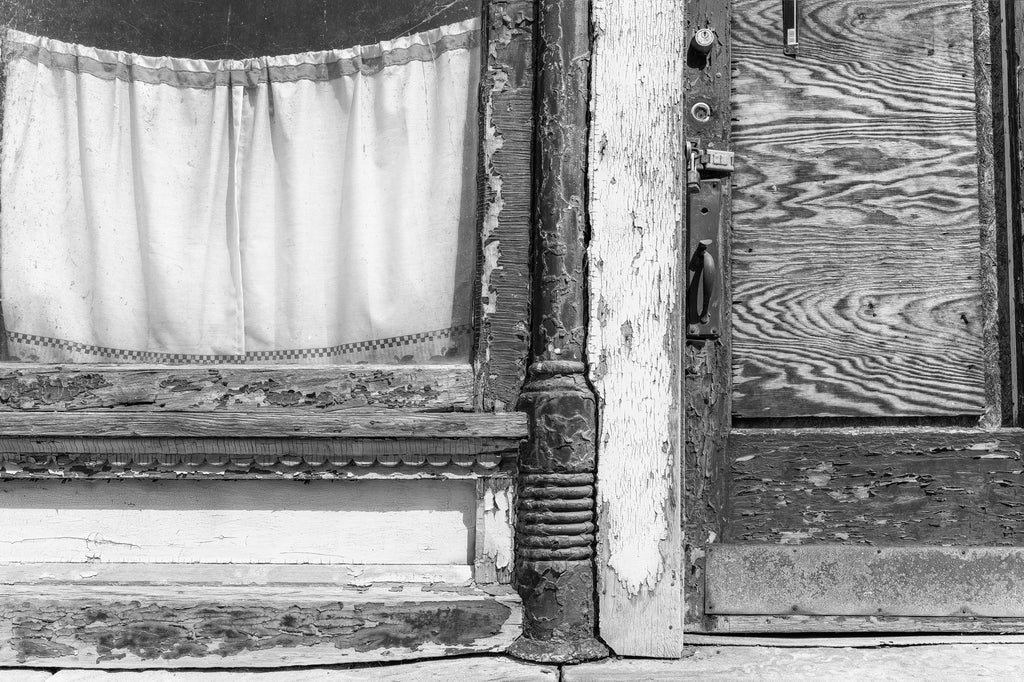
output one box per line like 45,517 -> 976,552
509,0 -> 609,664
588,0 -> 687,658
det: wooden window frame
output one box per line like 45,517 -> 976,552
0,0 -> 542,668
0,0 -> 534,472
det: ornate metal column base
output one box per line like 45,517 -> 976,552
509,362 -> 609,663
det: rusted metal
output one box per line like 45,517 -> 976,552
707,545 -> 1024,617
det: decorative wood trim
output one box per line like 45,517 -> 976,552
588,0 -> 687,658
0,364 -> 475,412
474,0 -> 535,411
707,544 -> 1024,617
509,0 -> 608,664
0,411 -> 525,478
0,411 -> 527,438
0,563 -> 521,668
682,0 -> 732,632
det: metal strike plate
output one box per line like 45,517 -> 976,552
701,149 -> 734,174
686,179 -> 724,340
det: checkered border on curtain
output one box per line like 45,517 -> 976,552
5,325 -> 473,364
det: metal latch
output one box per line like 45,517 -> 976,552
685,142 -> 734,341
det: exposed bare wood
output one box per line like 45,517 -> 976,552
727,427 -> 1024,545
708,545 -> 1024,617
589,0 -> 685,657
0,479 -> 476,564
475,475 -> 515,584
0,580 -> 521,667
683,0 -> 732,630
0,410 -> 527,438
475,0 -> 534,411
731,0 -> 986,417
0,364 -> 474,412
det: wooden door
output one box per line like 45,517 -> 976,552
689,0 -> 1024,633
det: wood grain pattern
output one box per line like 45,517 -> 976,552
589,0 -> 685,657
0,364 -> 474,412
731,0 -> 986,417
727,428 -> 1024,545
0,479 -> 475,564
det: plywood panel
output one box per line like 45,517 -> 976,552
0,479 -> 475,563
731,0 -> 985,417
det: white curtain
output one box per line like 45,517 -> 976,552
0,19 -> 479,364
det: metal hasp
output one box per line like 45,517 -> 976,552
509,0 -> 609,665
686,143 -> 734,340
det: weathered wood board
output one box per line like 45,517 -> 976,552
730,0 -> 986,417
0,566 -> 521,668
707,545 -> 1024,617
589,0 -> 685,657
0,479 -> 475,563
727,428 -> 1024,545
0,365 -> 475,412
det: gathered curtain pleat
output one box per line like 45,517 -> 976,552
0,19 -> 479,364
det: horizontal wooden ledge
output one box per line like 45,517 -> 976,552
707,545 -> 1024,618
0,562 -> 521,668
0,410 -> 528,439
0,412 -> 527,476
0,363 -> 474,412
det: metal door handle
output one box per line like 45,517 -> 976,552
688,239 -> 717,325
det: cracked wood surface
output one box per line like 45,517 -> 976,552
727,428 -> 1024,545
588,0 -> 685,657
0,568 -> 521,667
0,479 -> 477,564
730,0 -> 987,417
0,365 -> 474,412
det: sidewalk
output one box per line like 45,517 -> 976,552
4,642 -> 1024,680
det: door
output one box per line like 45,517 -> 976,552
688,0 -> 1024,632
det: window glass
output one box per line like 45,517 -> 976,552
0,1 -> 480,364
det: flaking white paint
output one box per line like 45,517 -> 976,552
0,479 -> 475,564
588,0 -> 687,657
